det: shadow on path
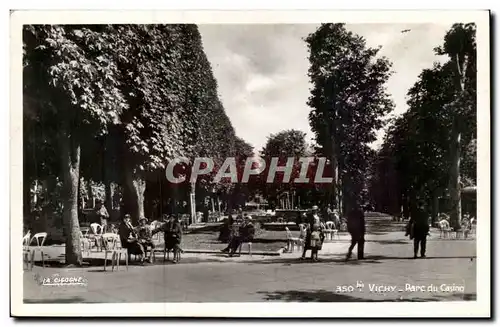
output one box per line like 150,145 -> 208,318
257,289 -> 477,302
241,254 -> 477,266
23,297 -> 95,304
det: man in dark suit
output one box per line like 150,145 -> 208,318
409,200 -> 430,259
345,205 -> 366,261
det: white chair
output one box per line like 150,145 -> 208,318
102,233 -> 128,272
90,223 -> 104,251
298,223 -> 307,240
150,220 -> 162,241
285,227 -> 303,252
80,231 -> 91,257
23,231 -> 32,270
324,221 -> 339,240
238,242 -> 252,256
29,232 -> 47,268
80,227 -> 90,238
458,219 -> 472,239
470,218 -> 476,238
438,220 -> 452,239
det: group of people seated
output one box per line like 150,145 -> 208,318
118,213 -> 183,264
219,208 -> 256,257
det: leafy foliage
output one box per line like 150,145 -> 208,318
306,23 -> 394,211
23,24 -> 256,260
370,24 -> 477,218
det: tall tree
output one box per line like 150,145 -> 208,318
259,129 -> 308,209
306,23 -> 394,212
434,23 -> 477,229
372,51 -> 476,223
108,24 -> 202,223
23,25 -> 128,265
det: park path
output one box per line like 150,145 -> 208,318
23,213 -> 476,303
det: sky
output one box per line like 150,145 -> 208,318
198,23 -> 451,153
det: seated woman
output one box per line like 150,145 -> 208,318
218,211 -> 235,243
118,214 -> 145,263
136,217 -> 155,263
153,214 -> 183,263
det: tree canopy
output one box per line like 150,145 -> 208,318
23,24 -> 252,264
369,23 -> 477,223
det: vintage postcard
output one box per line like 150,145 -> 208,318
10,9 -> 490,318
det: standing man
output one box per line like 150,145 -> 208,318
345,203 -> 366,261
409,200 -> 430,259
96,200 -> 110,233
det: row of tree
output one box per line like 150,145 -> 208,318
369,23 -> 477,228
251,24 -> 394,214
23,24 -> 254,265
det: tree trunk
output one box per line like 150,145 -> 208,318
103,134 -> 114,214
337,177 -> 343,216
431,190 -> 439,225
60,132 -> 82,266
124,169 -> 146,225
105,182 -> 113,212
447,52 -> 468,229
330,150 -> 338,208
448,117 -> 462,229
402,194 -> 410,220
32,180 -> 38,207
23,179 -> 31,218
189,182 -> 196,224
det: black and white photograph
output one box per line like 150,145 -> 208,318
10,9 -> 490,318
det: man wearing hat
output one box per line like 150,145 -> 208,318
227,215 -> 255,256
345,201 -> 366,261
408,200 -> 430,259
118,214 -> 145,263
136,217 -> 155,263
240,216 -> 255,244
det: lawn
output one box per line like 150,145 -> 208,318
153,229 -> 293,253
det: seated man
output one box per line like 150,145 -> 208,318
228,215 -> 255,256
240,216 -> 255,244
118,214 -> 145,263
221,221 -> 240,254
136,217 -> 155,263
